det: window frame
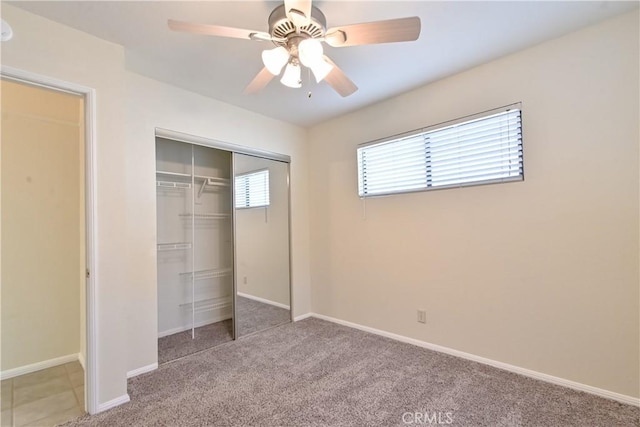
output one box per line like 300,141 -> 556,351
356,103 -> 524,198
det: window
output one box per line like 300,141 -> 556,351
235,169 -> 270,208
357,106 -> 523,197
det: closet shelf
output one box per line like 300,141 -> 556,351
157,242 -> 192,251
157,180 -> 192,189
180,268 -> 232,280
156,171 -> 192,190
156,171 -> 229,184
179,296 -> 231,312
179,213 -> 230,219
196,176 -> 230,197
195,175 -> 230,186
157,170 -> 191,178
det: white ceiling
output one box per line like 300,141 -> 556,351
9,1 -> 638,127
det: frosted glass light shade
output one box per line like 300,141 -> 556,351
262,47 -> 289,75
298,39 -> 323,67
308,59 -> 333,83
298,39 -> 333,82
280,63 -> 302,88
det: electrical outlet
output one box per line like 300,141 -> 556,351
417,310 -> 426,324
243,276 -> 247,284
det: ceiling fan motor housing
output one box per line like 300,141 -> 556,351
268,4 -> 326,54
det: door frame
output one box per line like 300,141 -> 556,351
1,65 -> 99,414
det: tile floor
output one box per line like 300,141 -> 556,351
1,362 -> 85,427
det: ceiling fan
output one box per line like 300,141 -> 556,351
168,0 -> 421,97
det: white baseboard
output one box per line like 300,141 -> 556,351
309,313 -> 640,407
293,313 -> 313,322
238,292 -> 290,310
158,314 -> 231,338
78,352 -> 86,370
96,394 -> 130,413
127,363 -> 158,379
0,353 -> 79,380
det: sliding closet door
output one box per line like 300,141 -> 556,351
233,153 -> 291,337
156,138 -> 195,356
156,139 -> 234,363
191,145 -> 234,344
156,134 -> 292,359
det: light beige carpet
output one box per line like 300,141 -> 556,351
158,296 -> 290,364
64,318 -> 639,426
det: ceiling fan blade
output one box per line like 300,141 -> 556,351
325,17 -> 421,47
284,0 -> 312,27
244,67 -> 275,94
322,56 -> 358,97
168,19 -> 271,41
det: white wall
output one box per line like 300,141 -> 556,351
1,4 -> 311,409
235,155 -> 290,307
1,4 -> 128,407
307,10 -> 639,399
1,80 -> 82,371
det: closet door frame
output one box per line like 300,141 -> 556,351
154,128 -> 294,340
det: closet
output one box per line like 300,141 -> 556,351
155,132 -> 292,364
156,138 -> 234,363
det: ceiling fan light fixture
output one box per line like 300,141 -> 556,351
298,38 -> 323,67
169,2 -> 421,97
280,62 -> 302,88
298,39 -> 332,82
308,58 -> 333,83
262,46 -> 290,75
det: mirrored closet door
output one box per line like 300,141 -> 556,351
233,154 -> 291,338
156,138 -> 234,363
155,134 -> 292,364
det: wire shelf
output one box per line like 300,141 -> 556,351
157,180 -> 192,189
180,268 -> 232,280
179,213 -> 230,219
179,296 -> 232,313
157,242 -> 192,251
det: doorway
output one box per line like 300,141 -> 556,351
0,75 -> 93,425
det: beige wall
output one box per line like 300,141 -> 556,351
122,71 -> 309,374
1,80 -> 83,371
235,155 -> 290,307
1,4 -> 311,408
1,4 -> 128,406
308,10 -> 639,399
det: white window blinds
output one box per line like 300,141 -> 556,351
235,169 -> 270,208
357,107 -> 523,197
